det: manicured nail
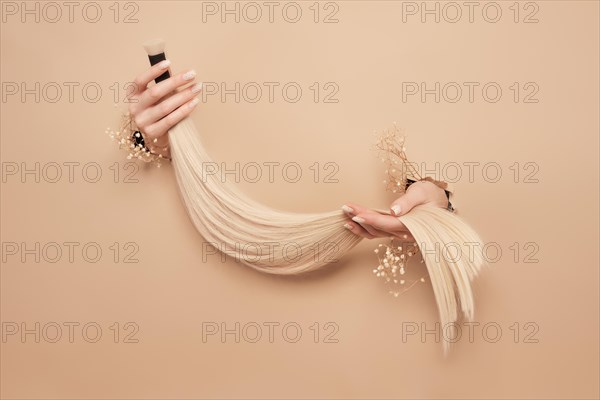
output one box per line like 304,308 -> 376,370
343,223 -> 353,230
183,70 -> 196,80
391,205 -> 401,216
352,216 -> 365,224
191,82 -> 203,93
158,59 -> 171,69
189,98 -> 199,108
341,205 -> 353,213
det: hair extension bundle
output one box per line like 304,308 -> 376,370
139,39 -> 486,351
171,117 -> 363,274
399,204 -> 486,352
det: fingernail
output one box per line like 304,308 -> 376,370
391,205 -> 401,216
352,216 -> 365,224
189,98 -> 199,108
343,223 -> 353,230
158,59 -> 171,69
183,70 -> 196,81
341,205 -> 353,213
191,82 -> 203,93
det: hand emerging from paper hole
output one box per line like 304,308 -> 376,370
128,60 -> 202,158
342,180 -> 449,240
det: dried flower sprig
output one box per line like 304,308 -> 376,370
375,123 -> 449,192
106,111 -> 170,168
374,123 -> 420,194
373,238 -> 427,297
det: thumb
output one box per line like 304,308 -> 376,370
390,189 -> 426,216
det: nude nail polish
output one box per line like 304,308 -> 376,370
189,98 -> 199,108
183,70 -> 196,81
341,205 -> 353,213
352,216 -> 365,224
158,59 -> 171,69
191,83 -> 203,93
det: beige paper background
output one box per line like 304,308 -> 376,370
1,1 -> 598,399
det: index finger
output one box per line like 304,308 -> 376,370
341,202 -> 370,216
132,59 -> 172,94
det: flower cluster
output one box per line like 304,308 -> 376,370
106,111 -> 168,168
373,238 -> 427,297
375,124 -> 449,192
374,123 -> 417,194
